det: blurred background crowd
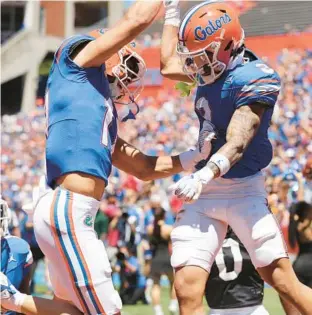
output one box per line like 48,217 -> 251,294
1,46 -> 312,304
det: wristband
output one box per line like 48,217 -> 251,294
164,8 -> 180,27
208,153 -> 231,176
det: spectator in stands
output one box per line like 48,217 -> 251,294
94,207 -> 109,243
146,205 -> 178,315
115,243 -> 148,305
282,201 -> 312,315
303,157 -> 312,203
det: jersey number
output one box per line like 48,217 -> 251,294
215,238 -> 243,281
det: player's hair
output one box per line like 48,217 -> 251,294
288,201 -> 312,248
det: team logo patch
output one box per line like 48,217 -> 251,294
83,214 -> 94,227
194,13 -> 232,41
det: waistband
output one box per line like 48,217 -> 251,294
46,187 -> 101,210
201,172 -> 266,198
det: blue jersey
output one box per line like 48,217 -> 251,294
45,35 -> 118,188
1,236 -> 33,315
195,50 -> 281,178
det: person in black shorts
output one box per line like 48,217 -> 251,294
147,206 -> 178,315
205,227 -> 269,315
282,201 -> 312,315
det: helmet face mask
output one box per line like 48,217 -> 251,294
88,29 -> 146,118
111,51 -> 146,106
178,40 -> 226,85
109,49 -> 146,122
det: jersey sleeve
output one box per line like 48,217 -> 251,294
53,35 -> 98,82
233,62 -> 281,109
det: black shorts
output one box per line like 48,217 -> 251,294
30,246 -> 45,262
293,253 -> 312,288
150,248 -> 172,282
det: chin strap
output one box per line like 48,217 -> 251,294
118,99 -> 140,122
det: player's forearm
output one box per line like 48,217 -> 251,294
113,138 -> 183,181
160,25 -> 178,74
160,25 -> 189,81
75,1 -> 161,67
216,105 -> 263,168
195,106 -> 263,182
160,0 -> 189,81
125,0 -> 162,31
142,155 -> 183,181
216,137 -> 249,168
20,296 -> 83,315
192,135 -> 252,182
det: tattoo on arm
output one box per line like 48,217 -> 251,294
207,161 -> 221,178
218,104 -> 265,166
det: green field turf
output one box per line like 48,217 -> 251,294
122,287 -> 285,315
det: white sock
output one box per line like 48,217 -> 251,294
146,278 -> 154,287
168,299 -> 178,311
154,304 -> 164,315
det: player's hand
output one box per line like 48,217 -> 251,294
169,173 -> 203,203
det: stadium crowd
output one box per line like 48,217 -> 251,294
1,47 -> 312,303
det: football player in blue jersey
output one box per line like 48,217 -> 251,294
161,1 -> 312,315
1,2 -> 214,315
0,198 -> 33,315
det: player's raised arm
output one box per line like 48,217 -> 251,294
73,0 -> 162,68
112,135 -> 213,181
160,0 -> 191,82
